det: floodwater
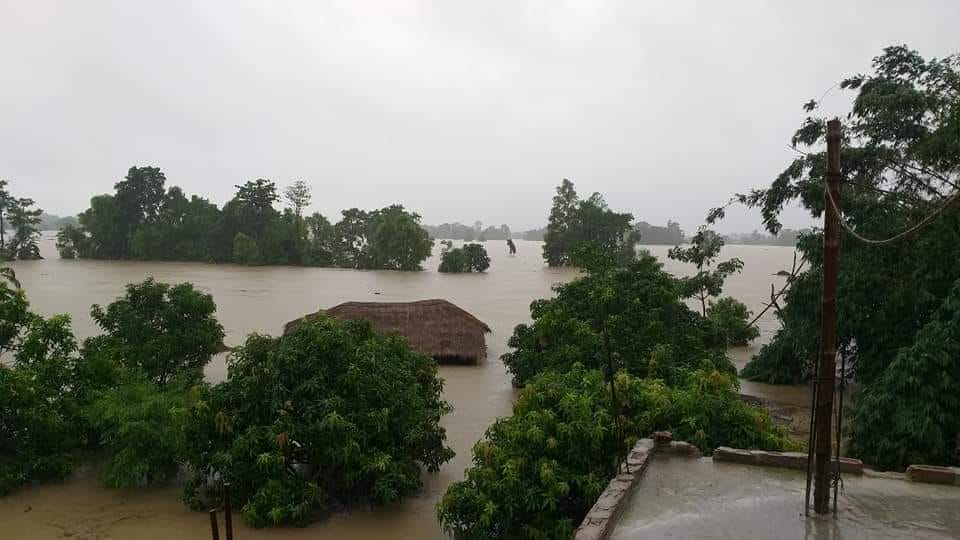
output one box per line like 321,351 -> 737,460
1,235 -> 801,539
612,454 -> 960,539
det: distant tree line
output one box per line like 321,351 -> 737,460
723,228 -> 809,246
422,221 -> 512,241
37,213 -> 79,231
633,220 -> 685,244
0,180 -> 43,260
56,167 -> 434,271
520,227 -> 546,241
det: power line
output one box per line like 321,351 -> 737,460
825,184 -> 959,245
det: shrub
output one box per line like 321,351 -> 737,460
182,316 -> 455,527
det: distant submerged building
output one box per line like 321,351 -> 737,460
284,299 -> 491,364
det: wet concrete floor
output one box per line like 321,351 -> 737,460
612,454 -> 960,539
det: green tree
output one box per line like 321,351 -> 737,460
112,166 -> 167,258
56,224 -> 90,259
0,285 -> 84,495
284,180 -> 312,221
6,197 -> 43,260
302,213 -> 337,266
542,180 -> 637,267
502,252 -> 730,387
706,297 -> 760,346
232,232 -> 261,265
85,374 -> 191,487
846,278 -> 960,470
362,205 -> 434,270
668,227 -> 744,317
437,365 -> 794,539
438,243 -> 490,273
0,180 -> 11,254
543,179 -> 580,266
705,46 -> 960,468
182,316 -> 454,527
85,279 -> 225,387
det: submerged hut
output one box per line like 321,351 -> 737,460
284,299 -> 491,364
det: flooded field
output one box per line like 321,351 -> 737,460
1,236 -> 800,539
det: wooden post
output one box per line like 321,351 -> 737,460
224,482 -> 234,540
209,509 -> 220,540
814,119 -> 842,514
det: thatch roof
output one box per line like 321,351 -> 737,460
284,299 -> 491,364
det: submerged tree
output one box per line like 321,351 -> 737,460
84,278 -> 224,387
502,252 -> 730,387
668,227 -> 744,316
439,243 -> 490,273
182,316 -> 454,527
542,179 -> 637,268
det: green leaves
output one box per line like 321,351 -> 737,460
847,279 -> 960,470
437,366 -> 794,539
181,316 -> 454,527
542,179 -> 638,268
439,243 -> 491,273
85,278 -> 224,387
502,252 -> 731,387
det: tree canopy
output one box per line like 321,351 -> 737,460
715,45 -> 960,470
182,316 -> 454,526
0,180 -> 44,261
503,252 -> 731,388
439,243 -> 491,273
542,179 -> 639,267
59,169 -> 435,271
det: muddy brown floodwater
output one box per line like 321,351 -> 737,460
1,236 -> 800,539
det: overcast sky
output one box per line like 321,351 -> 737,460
2,1 -> 958,233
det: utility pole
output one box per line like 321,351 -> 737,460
813,119 -> 842,514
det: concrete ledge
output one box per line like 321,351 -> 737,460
906,465 -> 960,486
713,447 -> 863,475
574,439 -> 655,540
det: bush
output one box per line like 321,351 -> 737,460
501,253 -> 730,387
182,316 -> 454,527
706,297 -> 760,346
437,365 -> 794,539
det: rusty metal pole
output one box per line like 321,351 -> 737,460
814,119 -> 842,514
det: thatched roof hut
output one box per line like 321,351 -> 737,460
284,299 -> 491,364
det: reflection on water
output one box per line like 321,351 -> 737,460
1,236 -> 801,539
